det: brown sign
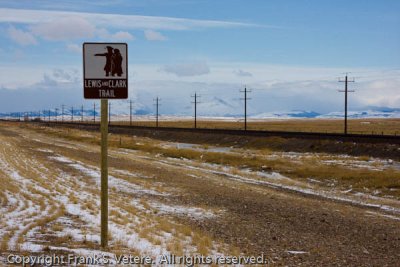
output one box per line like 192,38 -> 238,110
83,43 -> 128,99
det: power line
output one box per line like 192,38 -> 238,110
240,86 -> 251,131
191,92 -> 201,129
338,73 -> 355,135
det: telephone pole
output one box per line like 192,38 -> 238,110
81,105 -> 84,122
154,97 -> 160,128
240,86 -> 251,131
339,74 -> 355,135
191,93 -> 201,129
71,107 -> 74,122
93,102 -> 96,123
129,99 -> 133,126
55,108 -> 59,122
61,105 -> 65,122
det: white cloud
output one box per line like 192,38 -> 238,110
234,69 -> 252,77
112,31 -> 135,40
51,69 -> 79,83
1,8 -> 259,45
144,30 -> 167,41
97,28 -> 135,41
66,44 -> 81,53
7,16 -> 135,45
1,62 -> 398,114
0,8 -> 258,31
7,25 -> 37,46
161,62 -> 210,77
355,79 -> 400,107
0,65 -> 79,91
30,17 -> 96,41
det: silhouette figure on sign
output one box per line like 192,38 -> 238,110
95,46 -> 123,77
111,49 -> 123,77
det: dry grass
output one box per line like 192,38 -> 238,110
21,122 -> 400,197
192,233 -> 212,255
156,217 -> 174,233
51,222 -> 64,232
117,202 -> 138,216
16,204 -> 66,247
4,121 -> 398,259
1,232 -> 13,251
166,239 -> 184,255
0,123 -> 238,257
110,118 -> 400,135
138,226 -> 152,239
139,198 -> 152,211
139,146 -> 400,196
180,225 -> 193,237
68,192 -> 79,204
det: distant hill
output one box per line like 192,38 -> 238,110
1,106 -> 399,119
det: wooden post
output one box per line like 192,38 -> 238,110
100,99 -> 108,248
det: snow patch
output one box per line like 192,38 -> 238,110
150,202 -> 218,219
287,250 -> 309,255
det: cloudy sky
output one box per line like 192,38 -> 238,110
0,0 -> 399,115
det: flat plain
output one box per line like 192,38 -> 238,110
109,118 -> 400,135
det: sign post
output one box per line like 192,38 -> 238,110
100,99 -> 108,247
83,43 -> 128,248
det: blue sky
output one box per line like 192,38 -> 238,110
0,0 -> 399,115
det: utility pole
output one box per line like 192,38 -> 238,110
129,99 -> 133,126
191,93 -> 201,129
81,105 -> 84,122
93,103 -> 96,123
339,74 -> 355,135
240,86 -> 251,131
71,107 -> 74,122
154,97 -> 160,127
62,105 -> 65,122
55,108 -> 59,122
108,102 -> 111,125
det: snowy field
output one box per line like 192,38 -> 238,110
0,122 -> 399,265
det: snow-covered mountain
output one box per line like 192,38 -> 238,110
251,111 -> 321,119
1,106 -> 399,119
318,107 -> 400,119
